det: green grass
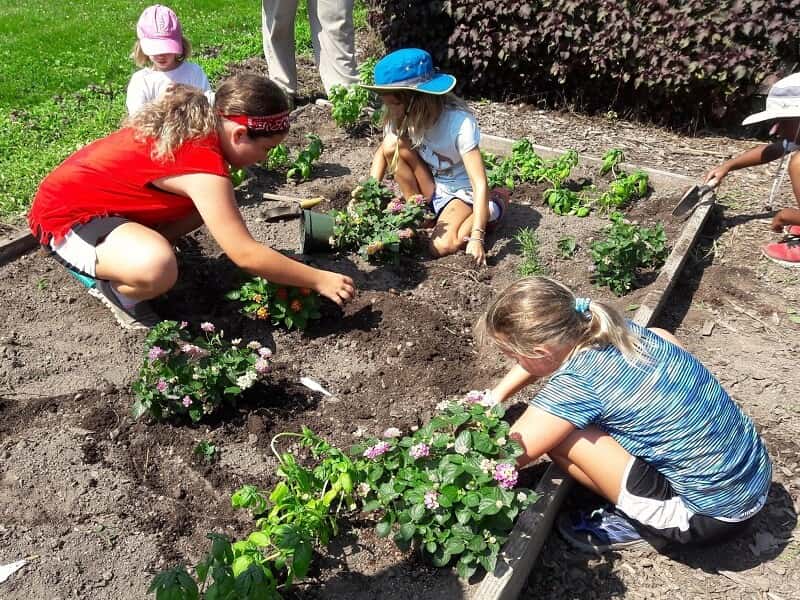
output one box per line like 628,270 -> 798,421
0,0 -> 369,221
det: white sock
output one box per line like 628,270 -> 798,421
488,201 -> 501,222
109,283 -> 140,309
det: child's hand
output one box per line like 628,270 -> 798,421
704,165 -> 729,185
771,208 -> 800,232
315,271 -> 356,305
465,238 -> 486,266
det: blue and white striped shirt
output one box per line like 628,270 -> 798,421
532,323 -> 771,518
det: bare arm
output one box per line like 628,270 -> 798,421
462,147 -> 489,265
705,142 -> 785,183
370,145 -> 387,181
509,405 -> 577,467
491,364 -> 538,404
154,173 -> 355,304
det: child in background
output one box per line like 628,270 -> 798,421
126,4 -> 212,115
479,276 -> 771,552
363,48 -> 508,266
29,74 -> 355,330
705,72 -> 800,267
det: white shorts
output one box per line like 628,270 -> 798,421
49,217 -> 129,278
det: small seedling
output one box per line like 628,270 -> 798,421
266,143 -> 290,169
230,167 -> 247,187
788,308 -> 800,324
515,227 -> 545,276
600,148 -> 625,176
557,237 -> 578,259
36,277 -> 48,290
287,134 -> 324,181
194,440 -> 218,463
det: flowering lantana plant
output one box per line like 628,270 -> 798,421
352,390 -> 537,579
132,321 -> 272,422
226,277 -> 321,330
329,177 -> 430,263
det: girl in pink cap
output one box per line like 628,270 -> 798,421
126,4 -> 212,115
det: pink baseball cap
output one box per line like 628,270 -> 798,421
136,5 -> 183,56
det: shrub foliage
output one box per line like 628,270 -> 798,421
367,0 -> 800,125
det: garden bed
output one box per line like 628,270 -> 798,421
0,103 -> 703,599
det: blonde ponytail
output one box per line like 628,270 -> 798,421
477,276 -> 645,364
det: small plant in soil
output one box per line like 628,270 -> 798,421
353,391 -> 537,579
329,177 -> 429,263
514,227 -> 546,276
328,57 -> 378,129
591,211 -> 668,295
230,167 -> 248,187
266,143 -> 290,170
596,170 -> 650,210
194,440 -> 218,464
557,236 -> 578,259
543,186 -> 590,216
599,148 -> 625,176
286,133 -> 323,181
132,321 -> 272,422
226,277 -> 321,330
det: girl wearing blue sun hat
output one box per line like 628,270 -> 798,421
362,48 -> 509,266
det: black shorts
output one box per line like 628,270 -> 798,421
617,457 -> 765,546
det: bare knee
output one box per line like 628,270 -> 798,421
127,246 -> 178,296
429,234 -> 463,257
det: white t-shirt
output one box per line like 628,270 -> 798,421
126,61 -> 213,115
388,108 -> 481,191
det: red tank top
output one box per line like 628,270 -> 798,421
28,128 -> 228,244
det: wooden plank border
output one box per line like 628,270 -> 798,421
473,134 -> 714,600
0,230 -> 37,267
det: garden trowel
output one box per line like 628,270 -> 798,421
672,176 -> 719,218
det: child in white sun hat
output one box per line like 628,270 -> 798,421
126,4 -> 213,115
706,72 -> 800,268
363,48 -> 509,266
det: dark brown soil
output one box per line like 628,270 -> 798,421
1,57 -> 799,600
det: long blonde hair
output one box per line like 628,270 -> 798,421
124,73 -> 290,162
130,36 -> 192,68
477,276 -> 645,364
381,90 -> 471,147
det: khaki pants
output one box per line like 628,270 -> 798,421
261,0 -> 358,96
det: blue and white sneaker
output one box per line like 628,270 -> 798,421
557,507 -> 663,553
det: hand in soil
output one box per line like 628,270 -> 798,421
316,271 -> 356,305
466,239 -> 487,266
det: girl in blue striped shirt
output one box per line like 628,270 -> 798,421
479,276 -> 771,552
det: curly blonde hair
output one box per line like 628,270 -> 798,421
124,73 -> 290,162
130,36 -> 192,68
476,276 -> 645,364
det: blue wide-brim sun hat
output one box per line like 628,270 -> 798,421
361,48 -> 456,95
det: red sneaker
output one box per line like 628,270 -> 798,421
762,238 -> 800,268
787,225 -> 800,236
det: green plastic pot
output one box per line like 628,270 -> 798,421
300,210 -> 335,253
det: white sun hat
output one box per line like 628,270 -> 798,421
742,72 -> 800,125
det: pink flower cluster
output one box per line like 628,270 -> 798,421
409,443 -> 430,460
407,194 -> 427,207
182,396 -> 193,407
382,427 -> 402,438
363,441 -> 391,459
156,378 -> 168,393
178,343 -> 209,360
424,490 -> 439,510
200,322 -> 215,333
387,198 -> 405,214
254,358 -> 270,375
258,347 -> 273,359
493,462 -> 519,489
148,346 -> 169,361
462,389 -> 497,408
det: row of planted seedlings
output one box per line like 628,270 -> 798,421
483,140 -> 669,295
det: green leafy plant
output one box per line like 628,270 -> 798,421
194,440 -> 218,464
514,227 -> 545,276
353,391 -> 537,579
597,170 -> 649,210
557,236 -> 578,259
590,212 -> 668,295
226,278 -> 321,330
131,321 -> 272,422
266,144 -> 290,170
230,168 -> 248,187
600,148 -> 625,176
286,134 -> 323,181
328,57 -> 378,129
330,177 -> 429,263
543,187 -> 589,216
